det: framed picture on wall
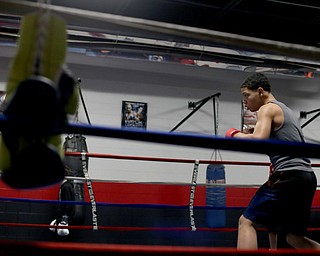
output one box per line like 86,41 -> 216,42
121,100 -> 147,129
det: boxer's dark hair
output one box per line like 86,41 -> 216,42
241,73 -> 271,92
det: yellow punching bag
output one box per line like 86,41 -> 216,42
0,11 -> 79,189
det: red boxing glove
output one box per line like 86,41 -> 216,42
225,128 -> 241,137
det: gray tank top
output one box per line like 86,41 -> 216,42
269,100 -> 312,173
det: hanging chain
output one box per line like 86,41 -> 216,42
33,0 -> 51,76
210,95 -> 222,161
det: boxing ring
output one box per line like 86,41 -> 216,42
1,1 -> 320,255
1,135 -> 320,255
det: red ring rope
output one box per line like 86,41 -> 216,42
1,222 -> 320,232
65,152 -> 320,167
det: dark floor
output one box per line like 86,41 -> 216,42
1,199 -> 320,248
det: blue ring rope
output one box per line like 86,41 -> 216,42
0,115 -> 319,158
67,123 -> 320,158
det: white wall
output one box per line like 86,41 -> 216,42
1,45 -> 320,186
65,51 -> 320,186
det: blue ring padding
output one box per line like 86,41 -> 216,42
0,114 -> 319,158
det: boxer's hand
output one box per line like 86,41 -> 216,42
225,128 -> 241,137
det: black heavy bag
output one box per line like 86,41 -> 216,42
63,134 -> 88,224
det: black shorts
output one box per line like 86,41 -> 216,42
243,170 -> 317,235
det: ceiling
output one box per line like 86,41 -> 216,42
0,0 -> 320,75
55,0 -> 320,48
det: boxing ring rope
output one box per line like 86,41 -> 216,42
0,221 -> 244,232
0,2 -> 320,255
65,123 -> 320,158
0,118 -> 320,252
3,240 -> 320,256
2,144 -> 320,254
1,154 -> 320,232
0,219 -> 317,233
66,152 -> 272,166
1,114 -> 320,157
67,151 -> 320,166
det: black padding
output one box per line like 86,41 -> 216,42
4,75 -> 60,135
0,75 -> 66,189
1,142 -> 65,189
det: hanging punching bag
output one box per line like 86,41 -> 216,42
63,134 -> 88,224
206,164 -> 226,227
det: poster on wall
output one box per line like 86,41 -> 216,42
241,101 -> 257,134
121,100 -> 147,129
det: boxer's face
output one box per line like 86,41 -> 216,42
241,87 -> 261,112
